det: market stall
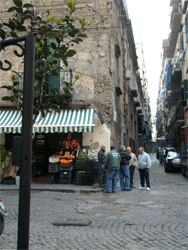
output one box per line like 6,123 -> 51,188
46,136 -> 100,185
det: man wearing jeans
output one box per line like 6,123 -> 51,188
127,147 -> 138,188
138,147 -> 151,191
119,145 -> 132,191
104,146 -> 121,193
98,145 -> 106,188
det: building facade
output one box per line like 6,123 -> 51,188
156,0 -> 188,149
0,0 -> 151,155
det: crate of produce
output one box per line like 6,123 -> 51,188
59,164 -> 74,171
48,163 -> 59,173
60,177 -> 72,184
75,171 -> 85,185
76,149 -> 90,162
59,170 -> 72,179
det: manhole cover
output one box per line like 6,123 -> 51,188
52,218 -> 92,226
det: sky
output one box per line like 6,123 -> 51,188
126,0 -> 171,116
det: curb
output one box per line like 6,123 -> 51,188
0,186 -> 103,193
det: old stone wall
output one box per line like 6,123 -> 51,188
0,0 -> 139,151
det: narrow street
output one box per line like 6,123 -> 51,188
0,154 -> 188,250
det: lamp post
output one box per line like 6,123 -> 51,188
0,9 -> 41,249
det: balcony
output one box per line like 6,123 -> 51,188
167,3 -> 182,58
170,0 -> 181,6
168,107 -> 184,129
131,90 -> 138,97
182,0 -> 188,13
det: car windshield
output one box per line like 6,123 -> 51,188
167,152 -> 177,157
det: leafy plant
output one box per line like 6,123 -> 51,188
0,0 -> 87,123
0,146 -> 12,169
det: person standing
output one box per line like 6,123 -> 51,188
158,147 -> 163,164
127,147 -> 138,188
104,146 -> 121,193
138,147 -> 151,191
98,145 -> 106,188
119,145 -> 132,191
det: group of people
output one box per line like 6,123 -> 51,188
98,145 -> 151,193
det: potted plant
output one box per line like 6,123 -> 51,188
0,146 -> 19,184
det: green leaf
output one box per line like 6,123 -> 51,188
13,89 -> 20,94
41,110 -> 46,117
8,21 -> 16,30
50,89 -> 56,95
0,29 -> 6,40
10,96 -> 16,102
62,58 -> 68,67
51,42 -> 56,50
13,0 -> 22,7
23,3 -> 33,8
59,95 -> 66,104
66,49 -> 76,57
2,96 -> 11,101
1,85 -> 14,90
24,10 -> 32,15
13,81 -> 20,86
64,87 -> 70,95
75,38 -> 83,43
51,71 -> 59,76
79,34 -> 87,38
56,37 -> 61,43
54,96 -> 61,105
52,60 -> 58,64
8,6 -> 18,12
17,26 -> 26,31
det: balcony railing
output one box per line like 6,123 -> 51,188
168,107 -> 184,128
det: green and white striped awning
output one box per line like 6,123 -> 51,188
0,109 -> 95,133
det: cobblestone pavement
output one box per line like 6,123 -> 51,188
0,154 -> 188,250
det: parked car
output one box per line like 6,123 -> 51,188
164,147 -> 176,159
164,151 -> 181,172
180,146 -> 188,178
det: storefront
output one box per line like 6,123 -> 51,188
0,109 -> 110,184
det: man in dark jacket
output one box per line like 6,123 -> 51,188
104,146 -> 121,193
98,145 -> 106,187
119,145 -> 132,191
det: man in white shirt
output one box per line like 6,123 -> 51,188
127,147 -> 138,188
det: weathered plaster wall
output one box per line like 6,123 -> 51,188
83,114 -> 111,152
0,0 -> 140,152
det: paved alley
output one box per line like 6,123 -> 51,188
0,154 -> 188,250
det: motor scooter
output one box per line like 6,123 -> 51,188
0,198 -> 8,236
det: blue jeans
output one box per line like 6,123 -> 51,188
159,155 -> 163,164
139,168 -> 150,188
129,166 -> 135,187
106,170 -> 119,192
99,164 -> 106,186
119,165 -> 130,190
